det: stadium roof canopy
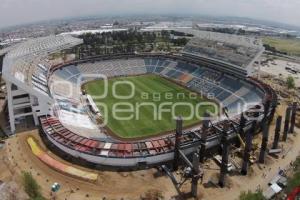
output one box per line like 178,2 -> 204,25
178,29 -> 264,76
2,35 -> 82,133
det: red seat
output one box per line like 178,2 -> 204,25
80,139 -> 88,145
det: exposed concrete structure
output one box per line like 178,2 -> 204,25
239,113 -> 246,137
191,153 -> 200,197
290,102 -> 297,134
219,123 -> 230,187
241,112 -> 259,175
173,116 -> 183,171
283,107 -> 292,142
259,100 -> 272,163
269,103 -> 277,125
259,122 -> 270,164
272,116 -> 282,149
199,112 -> 210,163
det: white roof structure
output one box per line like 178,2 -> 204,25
2,35 -> 83,133
179,29 -> 263,48
3,35 -> 82,95
60,28 -> 128,36
179,29 -> 264,77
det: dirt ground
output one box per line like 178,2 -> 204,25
194,104 -> 300,200
0,130 -> 178,200
260,58 -> 300,87
0,103 -> 300,200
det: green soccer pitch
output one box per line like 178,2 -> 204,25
83,74 -> 217,139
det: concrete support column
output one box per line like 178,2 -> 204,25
199,112 -> 210,163
29,95 -> 39,126
262,100 -> 271,124
173,116 -> 183,171
272,116 -> 282,149
259,122 -> 270,163
6,82 -> 15,134
238,113 -> 246,137
191,153 -> 200,197
241,112 -> 258,175
289,102 -> 297,134
269,103 -> 277,125
283,107 -> 291,142
219,123 -> 229,187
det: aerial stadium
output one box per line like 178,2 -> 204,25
0,29 -> 279,171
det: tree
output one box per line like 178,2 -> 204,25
239,190 -> 266,200
287,76 -> 295,90
286,157 -> 300,193
286,172 -> 300,194
22,171 -> 45,200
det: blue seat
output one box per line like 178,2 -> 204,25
175,62 -> 197,73
157,59 -> 165,67
220,76 -> 241,92
146,66 -> 155,73
170,71 -> 183,79
65,65 -> 80,76
151,59 -> 158,66
216,91 -> 232,102
192,68 -> 205,77
154,67 -> 165,73
165,69 -> 176,77
144,59 -> 151,66
56,69 -> 72,79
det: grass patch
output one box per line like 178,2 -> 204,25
239,190 -> 266,200
286,172 -> 300,194
22,171 -> 45,200
84,74 -> 216,139
263,37 -> 300,56
286,157 -> 300,193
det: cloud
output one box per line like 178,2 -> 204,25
0,0 -> 299,28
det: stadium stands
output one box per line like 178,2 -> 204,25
40,113 -> 231,166
180,29 -> 264,78
45,55 -> 266,150
50,57 -> 264,120
2,33 -> 272,168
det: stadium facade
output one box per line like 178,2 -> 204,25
1,35 -> 82,133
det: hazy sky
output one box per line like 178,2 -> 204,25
1,0 -> 300,28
